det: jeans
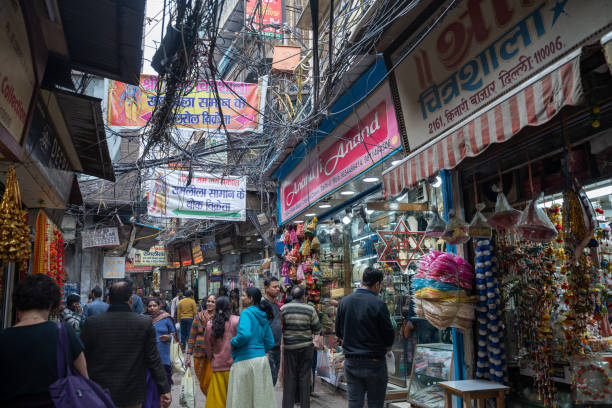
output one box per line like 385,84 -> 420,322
180,318 -> 193,349
282,345 -> 314,408
344,357 -> 388,408
311,350 -> 318,392
269,347 -> 281,385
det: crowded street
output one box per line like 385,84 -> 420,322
1,1 -> 612,408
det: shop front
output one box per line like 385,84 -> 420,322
275,76 -> 457,397
383,1 -> 612,406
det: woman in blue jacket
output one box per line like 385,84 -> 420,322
226,287 -> 276,408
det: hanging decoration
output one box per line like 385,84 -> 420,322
0,166 -> 32,268
474,238 -> 507,384
377,219 -> 426,272
488,185 -> 521,231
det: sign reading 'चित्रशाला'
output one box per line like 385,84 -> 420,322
107,75 -> 260,133
148,169 -> 247,221
393,0 -> 612,151
279,82 -> 401,223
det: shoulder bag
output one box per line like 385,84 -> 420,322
49,323 -> 117,408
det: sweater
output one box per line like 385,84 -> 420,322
177,297 -> 197,320
81,303 -> 170,406
230,306 -> 275,363
204,315 -> 240,372
280,301 -> 321,350
335,288 -> 395,358
187,311 -> 212,358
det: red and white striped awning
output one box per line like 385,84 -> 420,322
383,51 -> 583,197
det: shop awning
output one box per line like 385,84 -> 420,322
55,90 -> 115,182
383,51 -> 584,197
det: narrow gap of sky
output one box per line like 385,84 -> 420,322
143,0 -> 165,75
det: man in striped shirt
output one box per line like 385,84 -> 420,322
280,286 -> 321,408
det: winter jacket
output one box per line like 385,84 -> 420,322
81,303 -> 170,406
204,315 -> 240,372
61,307 -> 81,334
230,306 -> 274,363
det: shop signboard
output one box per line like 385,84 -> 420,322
147,169 -> 247,221
179,245 -> 192,266
126,246 -> 166,272
82,227 -> 120,249
245,0 -> 283,39
279,82 -> 401,223
392,0 -> 612,151
103,257 -> 125,279
192,242 -> 203,264
0,1 -> 36,143
107,75 -> 260,133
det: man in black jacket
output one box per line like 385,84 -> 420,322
81,280 -> 171,408
336,267 -> 395,408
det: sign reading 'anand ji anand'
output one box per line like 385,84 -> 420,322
279,82 -> 401,223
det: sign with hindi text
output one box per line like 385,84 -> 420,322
103,257 -> 125,279
82,227 -> 120,249
148,169 -> 247,221
107,75 -> 260,133
245,0 -> 283,39
392,0 -> 612,151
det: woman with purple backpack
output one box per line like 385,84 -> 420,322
0,274 -> 89,407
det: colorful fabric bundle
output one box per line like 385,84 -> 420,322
415,251 -> 474,290
474,238 -> 507,384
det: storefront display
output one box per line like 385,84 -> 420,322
33,210 -> 65,294
0,166 -> 31,269
407,343 -> 453,408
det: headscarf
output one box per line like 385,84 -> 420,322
146,309 -> 172,325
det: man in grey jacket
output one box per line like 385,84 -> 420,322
81,280 -> 171,408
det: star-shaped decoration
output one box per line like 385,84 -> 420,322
550,0 -> 568,26
376,219 -> 426,272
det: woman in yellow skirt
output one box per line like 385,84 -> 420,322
186,294 -> 216,395
204,296 -> 240,407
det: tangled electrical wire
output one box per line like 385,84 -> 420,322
78,0 -> 436,240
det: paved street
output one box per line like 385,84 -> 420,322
170,369 -> 348,407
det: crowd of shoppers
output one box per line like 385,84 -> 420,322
1,264 -> 395,408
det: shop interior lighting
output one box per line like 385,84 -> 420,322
295,220 -> 304,223
391,160 -> 402,166
363,177 -> 379,183
355,254 -> 378,263
256,238 -> 262,242
340,190 -> 355,196
305,213 -> 316,217
342,208 -> 352,225
431,175 -> 442,188
319,204 -> 331,208
396,193 -> 407,202
365,208 -> 374,215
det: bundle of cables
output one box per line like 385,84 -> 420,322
413,251 -> 476,331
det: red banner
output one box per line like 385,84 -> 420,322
245,0 -> 283,39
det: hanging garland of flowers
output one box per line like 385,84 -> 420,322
49,229 -> 66,296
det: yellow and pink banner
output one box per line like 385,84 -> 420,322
107,75 -> 260,133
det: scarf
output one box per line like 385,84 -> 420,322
147,310 -> 172,325
197,309 -> 214,325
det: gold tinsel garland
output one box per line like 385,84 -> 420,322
0,166 -> 32,267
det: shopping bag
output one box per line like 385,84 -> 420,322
386,351 -> 396,375
170,335 -> 185,374
179,368 -> 195,408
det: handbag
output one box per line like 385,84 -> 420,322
170,335 -> 186,374
49,323 -> 117,408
